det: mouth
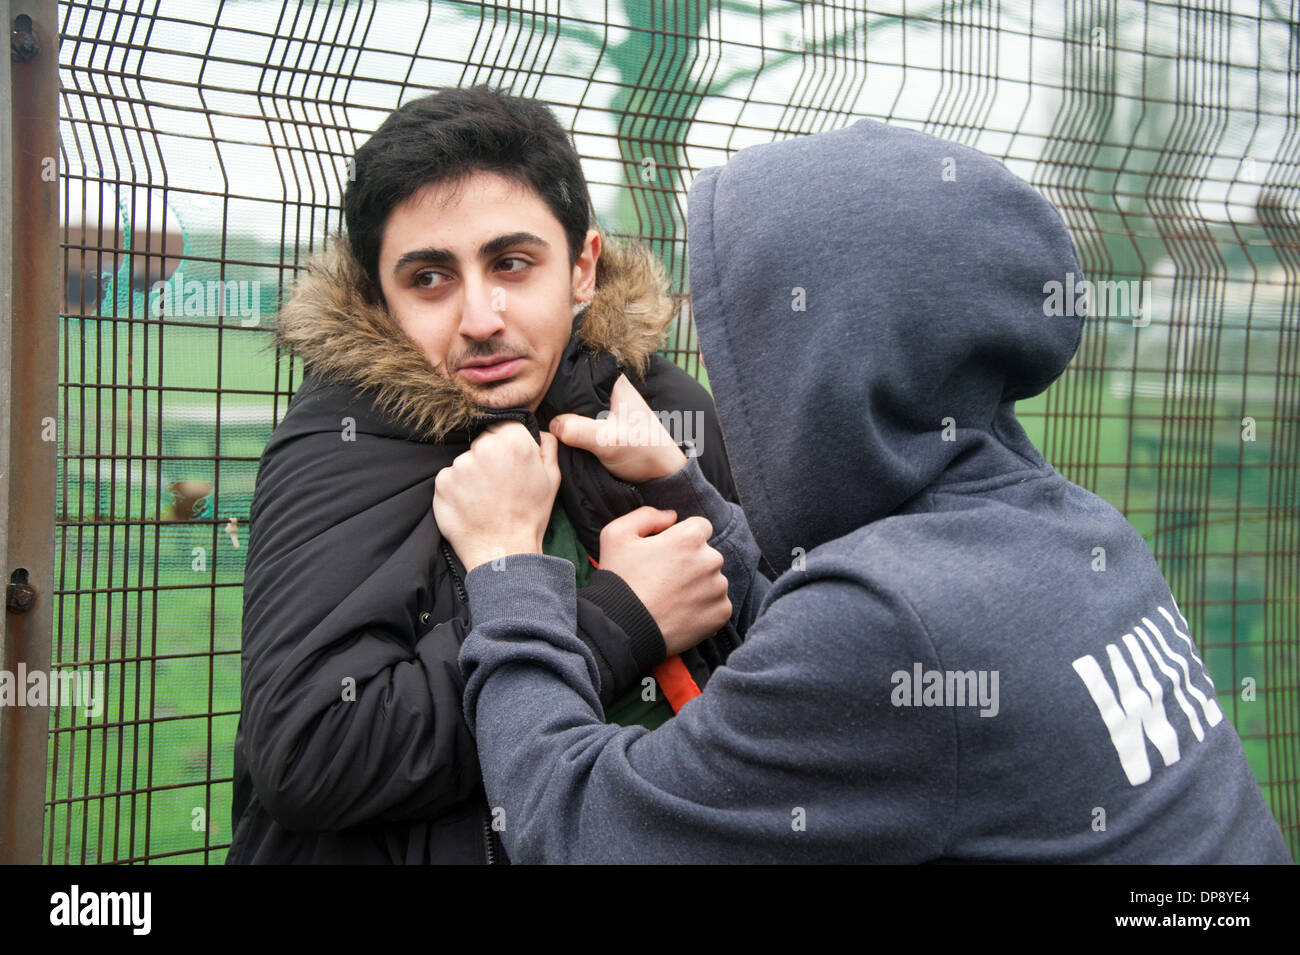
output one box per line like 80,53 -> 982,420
459,356 -> 524,384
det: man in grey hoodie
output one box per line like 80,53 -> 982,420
433,117 -> 1292,863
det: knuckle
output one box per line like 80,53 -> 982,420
683,516 -> 710,540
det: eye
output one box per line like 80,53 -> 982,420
496,256 -> 531,274
414,270 -> 448,289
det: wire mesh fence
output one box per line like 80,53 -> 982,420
44,0 -> 1299,862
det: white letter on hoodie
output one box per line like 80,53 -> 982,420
1072,639 -> 1181,786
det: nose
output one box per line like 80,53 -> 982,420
457,276 -> 506,341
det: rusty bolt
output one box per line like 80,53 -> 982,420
7,568 -> 36,614
7,584 -> 36,613
6,582 -> 35,613
11,15 -> 38,62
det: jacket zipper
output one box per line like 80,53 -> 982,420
441,537 -> 503,865
481,804 -> 502,865
440,538 -> 469,604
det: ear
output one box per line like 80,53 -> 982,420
572,227 -> 601,302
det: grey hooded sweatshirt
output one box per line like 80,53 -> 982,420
458,117 -> 1292,863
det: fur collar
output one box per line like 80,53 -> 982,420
272,226 -> 677,442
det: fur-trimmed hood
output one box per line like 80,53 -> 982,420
270,226 -> 677,442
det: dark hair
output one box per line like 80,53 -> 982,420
343,84 -> 593,297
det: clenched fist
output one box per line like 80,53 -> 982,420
433,422 -> 561,572
596,506 -> 732,655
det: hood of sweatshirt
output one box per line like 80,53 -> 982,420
686,118 -> 1086,573
271,224 -> 677,443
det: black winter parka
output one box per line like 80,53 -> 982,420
228,235 -> 745,863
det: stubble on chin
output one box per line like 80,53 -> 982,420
458,373 -> 542,412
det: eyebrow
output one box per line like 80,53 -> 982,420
391,231 -> 550,276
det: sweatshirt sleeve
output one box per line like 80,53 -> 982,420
458,550 -> 956,863
634,451 -> 770,635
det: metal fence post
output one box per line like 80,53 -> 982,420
1,0 -> 59,865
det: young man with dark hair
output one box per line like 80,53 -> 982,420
228,85 -> 745,864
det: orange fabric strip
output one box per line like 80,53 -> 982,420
653,656 -> 702,713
